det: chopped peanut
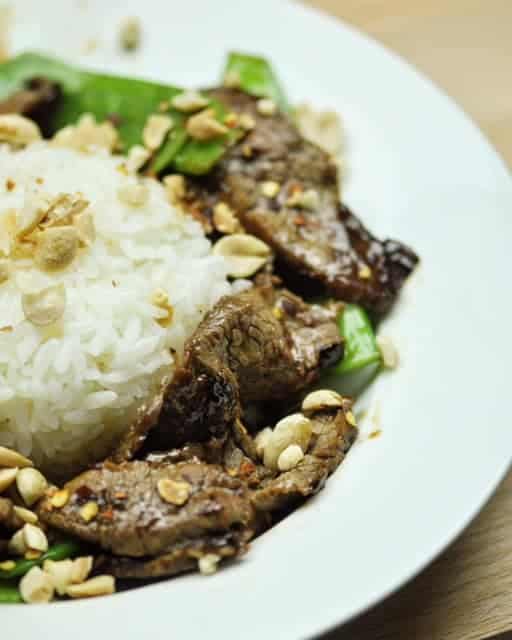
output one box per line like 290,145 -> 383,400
35,226 -> 79,271
119,17 -> 141,52
163,174 -> 186,205
212,202 -> 239,234
0,114 -> 41,147
171,90 -> 209,113
126,145 -> 150,173
0,445 -> 32,468
13,506 -> 38,524
238,114 -> 256,131
260,181 -> 280,198
43,559 -> 74,596
254,427 -> 273,459
302,389 -> 344,413
23,523 -> 48,553
50,489 -> 70,509
80,501 -> 99,522
52,114 -> 118,153
263,413 -> 312,470
198,554 -> 220,576
142,114 -> 173,151
256,98 -> 277,117
358,264 -> 372,280
345,411 -> 357,427
20,566 -> 54,603
8,529 -> 27,556
186,109 -> 228,141
0,467 -> 18,493
277,444 -> 304,471
157,478 -> 191,505
67,575 -> 115,598
212,233 -> 271,279
223,70 -> 241,89
71,556 -> 94,584
377,335 -> 399,369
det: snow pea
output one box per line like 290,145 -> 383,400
320,304 -> 381,397
173,99 -> 242,175
0,52 -> 233,175
336,304 -> 381,375
222,51 -> 290,112
0,583 -> 23,604
0,540 -> 82,581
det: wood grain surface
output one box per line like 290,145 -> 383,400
305,2 -> 512,639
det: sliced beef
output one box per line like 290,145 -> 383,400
146,399 -> 357,519
96,531 -> 247,579
147,277 -> 342,450
250,401 -> 357,513
0,77 -> 62,136
184,88 -> 418,314
114,277 -> 342,459
38,460 -> 256,578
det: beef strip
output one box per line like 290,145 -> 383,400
38,460 -> 255,578
184,88 -> 418,314
0,77 -> 62,136
250,401 -> 357,513
97,531 -> 247,579
146,399 -> 357,519
113,276 -> 342,459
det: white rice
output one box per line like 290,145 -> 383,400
0,142 -> 231,473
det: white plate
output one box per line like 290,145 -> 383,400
4,1 -> 512,638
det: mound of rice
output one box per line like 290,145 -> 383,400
0,142 -> 231,474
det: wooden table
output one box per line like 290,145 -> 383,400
306,2 -> 512,639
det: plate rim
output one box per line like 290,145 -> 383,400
3,1 -> 512,638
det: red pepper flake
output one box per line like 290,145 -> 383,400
239,460 -> 256,477
288,182 -> 303,196
100,507 -> 114,520
294,215 -> 306,226
5,178 -> 15,191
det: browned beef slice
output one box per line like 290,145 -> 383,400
38,460 -> 256,564
0,78 -> 62,136
147,400 -> 357,518
250,401 -> 357,513
138,278 -> 342,453
96,532 -> 246,579
184,88 -> 418,314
